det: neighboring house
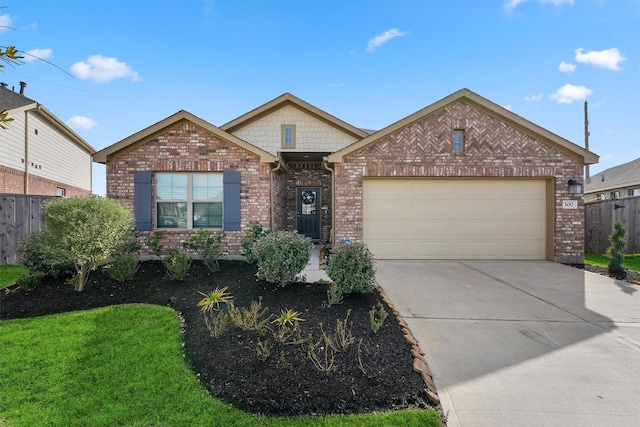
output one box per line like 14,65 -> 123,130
94,88 -> 598,264
0,83 -> 95,196
584,157 -> 640,202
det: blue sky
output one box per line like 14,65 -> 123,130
1,0 -> 638,196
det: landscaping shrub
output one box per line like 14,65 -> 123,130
42,195 -> 134,291
253,230 -> 312,286
16,271 -> 45,290
163,251 -> 193,281
17,231 -> 74,278
105,253 -> 140,283
240,224 -> 270,264
326,241 -> 377,294
606,220 -> 628,278
182,229 -> 225,272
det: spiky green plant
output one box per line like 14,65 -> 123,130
197,287 -> 234,312
272,309 -> 305,328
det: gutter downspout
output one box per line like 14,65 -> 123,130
322,157 -> 335,245
23,103 -> 41,194
269,159 -> 282,231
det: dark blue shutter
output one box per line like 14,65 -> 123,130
223,171 -> 241,231
134,171 -> 152,231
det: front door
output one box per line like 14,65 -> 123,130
297,187 -> 320,240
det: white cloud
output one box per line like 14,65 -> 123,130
549,84 -> 592,104
504,0 -> 573,11
575,48 -> 626,71
70,55 -> 141,83
366,29 -> 407,52
558,61 -> 576,73
525,93 -> 544,102
0,13 -> 11,31
23,48 -> 53,63
67,116 -> 97,130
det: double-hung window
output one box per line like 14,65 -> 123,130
156,173 -> 223,229
453,129 -> 465,153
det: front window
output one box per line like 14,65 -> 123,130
629,188 -> 639,197
610,191 -> 620,200
56,187 -> 65,197
156,173 -> 223,229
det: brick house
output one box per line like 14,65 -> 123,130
0,83 -> 94,196
94,89 -> 598,263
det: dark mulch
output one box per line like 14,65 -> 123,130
580,264 -> 640,284
0,260 -> 433,416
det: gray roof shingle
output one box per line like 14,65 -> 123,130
585,157 -> 640,192
0,84 -> 37,110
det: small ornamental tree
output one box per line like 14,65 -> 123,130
606,220 -> 627,278
43,195 -> 134,291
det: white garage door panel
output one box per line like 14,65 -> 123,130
363,179 -> 547,260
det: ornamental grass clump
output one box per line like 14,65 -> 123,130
326,241 -> 377,294
253,230 -> 312,286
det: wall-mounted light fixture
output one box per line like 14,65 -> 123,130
568,179 -> 582,195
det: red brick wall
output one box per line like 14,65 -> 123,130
0,165 -> 89,196
334,101 -> 585,263
106,121 -> 271,255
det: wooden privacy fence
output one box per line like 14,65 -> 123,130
585,196 -> 640,254
0,194 -> 55,265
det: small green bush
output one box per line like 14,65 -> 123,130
17,231 -> 74,278
606,220 -> 628,278
253,230 -> 312,286
16,271 -> 46,290
240,224 -> 270,264
105,253 -> 140,283
182,229 -> 224,272
163,251 -> 193,281
326,241 -> 376,294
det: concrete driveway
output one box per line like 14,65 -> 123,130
375,261 -> 640,427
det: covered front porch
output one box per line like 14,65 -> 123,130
271,152 -> 332,243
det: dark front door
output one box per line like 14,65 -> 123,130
297,187 -> 320,240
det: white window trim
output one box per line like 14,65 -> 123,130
281,124 -> 296,149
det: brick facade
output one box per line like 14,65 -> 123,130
106,121 -> 271,255
333,101 -> 585,263
0,164 -> 89,197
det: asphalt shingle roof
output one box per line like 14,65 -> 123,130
0,84 -> 37,110
585,157 -> 640,192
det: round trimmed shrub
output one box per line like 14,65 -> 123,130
253,230 -> 312,286
326,241 -> 376,294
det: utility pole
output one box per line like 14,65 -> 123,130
584,100 -> 590,183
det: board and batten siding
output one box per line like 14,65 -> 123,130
230,105 -> 359,155
26,112 -> 92,191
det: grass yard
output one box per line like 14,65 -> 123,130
0,304 -> 443,427
584,253 -> 640,273
0,264 -> 27,289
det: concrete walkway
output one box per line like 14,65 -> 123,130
302,244 -> 330,283
375,261 -> 640,427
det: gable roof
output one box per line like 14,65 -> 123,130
220,92 -> 370,140
93,110 -> 277,164
0,84 -> 37,110
585,157 -> 640,193
327,88 -> 599,166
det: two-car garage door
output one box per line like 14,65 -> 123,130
363,179 -> 548,260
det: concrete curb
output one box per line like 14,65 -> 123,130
378,286 -> 440,406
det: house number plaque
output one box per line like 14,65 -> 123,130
562,200 -> 578,209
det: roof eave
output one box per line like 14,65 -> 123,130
93,110 -> 276,165
327,88 -> 599,166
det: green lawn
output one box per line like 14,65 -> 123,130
0,264 -> 27,289
0,304 -> 443,427
585,253 -> 640,273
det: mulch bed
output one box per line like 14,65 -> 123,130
0,260 -> 433,416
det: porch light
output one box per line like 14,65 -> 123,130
568,179 -> 582,195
